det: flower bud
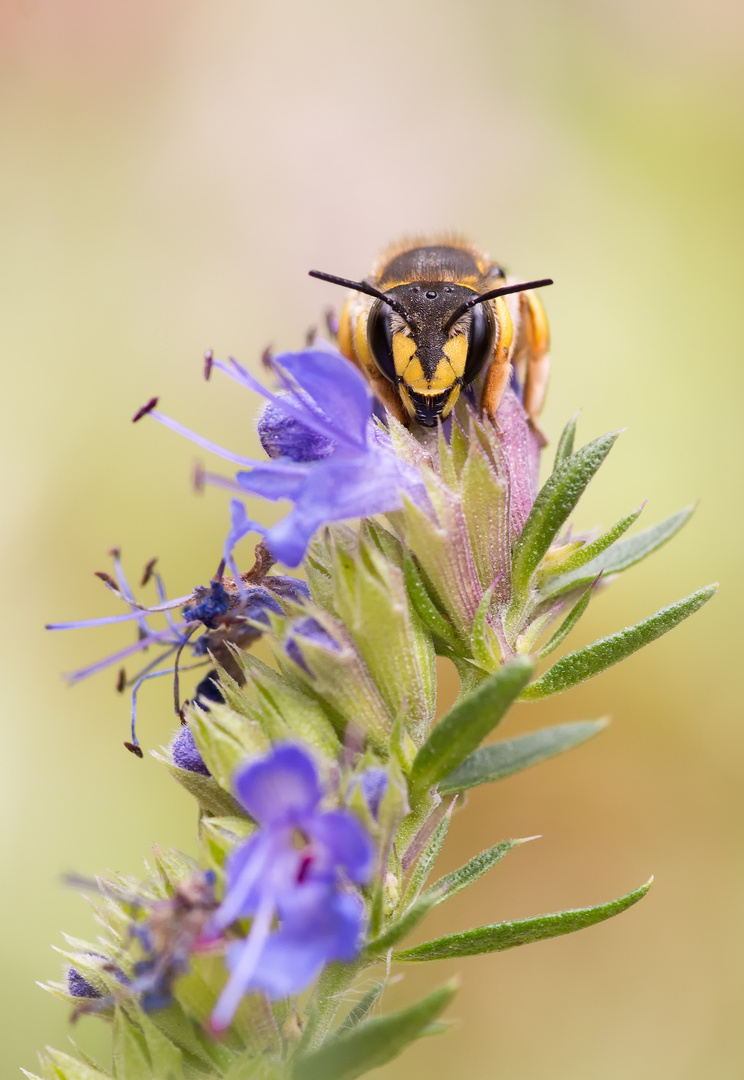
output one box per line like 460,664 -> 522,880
170,724 -> 211,776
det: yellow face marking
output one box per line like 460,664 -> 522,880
440,385 -> 461,418
425,358 -> 457,393
392,332 -> 417,378
402,356 -> 429,391
398,383 -> 415,418
442,334 -> 467,380
393,332 -> 466,395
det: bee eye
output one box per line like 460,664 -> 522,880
463,303 -> 496,384
367,301 -> 397,383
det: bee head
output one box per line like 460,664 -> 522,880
366,282 -> 495,426
308,269 -> 552,428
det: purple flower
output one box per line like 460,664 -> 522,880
210,744 -> 373,1029
46,548 -> 309,752
357,767 -> 389,819
138,345 -> 425,568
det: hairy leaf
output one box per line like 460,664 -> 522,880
543,506 -> 694,598
34,1050 -> 112,1080
293,982 -> 457,1080
553,413 -> 579,471
511,431 -> 620,600
521,584 -> 716,699
537,588 -> 594,660
540,504 -> 644,583
439,720 -> 607,793
365,889 -> 442,956
409,656 -> 533,796
401,807 -> 453,906
335,982 -> 386,1036
394,879 -> 651,962
427,838 -> 529,904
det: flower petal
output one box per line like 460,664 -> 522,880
233,744 -> 322,825
248,886 -> 365,999
274,349 -> 373,449
234,464 -> 310,503
306,810 -> 375,885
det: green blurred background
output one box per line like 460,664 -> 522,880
2,1 -> 742,1076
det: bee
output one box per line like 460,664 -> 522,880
310,237 -> 552,432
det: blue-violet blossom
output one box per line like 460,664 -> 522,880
210,743 -> 374,1030
138,344 -> 425,568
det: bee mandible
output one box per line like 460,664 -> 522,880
310,237 -> 552,432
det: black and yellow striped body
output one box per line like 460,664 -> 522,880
336,237 -> 550,429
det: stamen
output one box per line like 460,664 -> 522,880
140,558 -> 158,587
145,409 -> 266,468
204,349 -> 214,380
94,571 -> 119,590
110,549 -> 151,637
172,626 -> 198,715
126,658 -> 207,756
154,573 -> 179,632
124,643 -> 180,688
47,611 -> 169,631
132,397 -> 159,423
216,355 -> 362,454
63,624 -> 190,683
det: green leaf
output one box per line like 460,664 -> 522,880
157,756 -> 243,818
521,584 -> 716,700
123,1005 -> 183,1080
293,982 -> 457,1080
365,888 -> 442,956
36,1049 -> 113,1080
403,552 -> 461,650
542,505 -> 695,598
113,1007 -> 152,1079
510,431 -> 620,602
335,982 -> 386,1035
409,656 -> 533,797
427,838 -> 529,903
401,807 -> 453,906
537,588 -> 594,660
552,412 -> 579,471
539,504 -> 644,583
394,879 -> 652,962
459,440 -> 510,592
470,583 -> 500,671
439,720 -> 608,793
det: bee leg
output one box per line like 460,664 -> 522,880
521,291 -> 551,446
480,357 -> 512,421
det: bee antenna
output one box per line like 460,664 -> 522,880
443,278 -> 553,333
309,270 -> 410,320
